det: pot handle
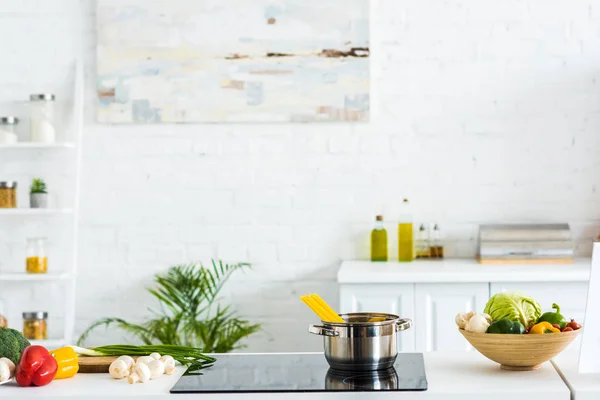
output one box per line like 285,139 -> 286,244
396,318 -> 412,332
308,325 -> 339,337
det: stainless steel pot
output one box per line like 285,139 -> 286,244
309,312 -> 412,371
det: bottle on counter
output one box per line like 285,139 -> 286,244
416,224 -> 431,259
430,224 -> 444,259
397,199 -> 414,262
370,215 -> 388,262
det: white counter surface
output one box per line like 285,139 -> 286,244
0,352 -> 570,400
552,351 -> 600,400
338,258 -> 591,284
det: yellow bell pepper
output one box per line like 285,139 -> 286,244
49,346 -> 79,379
529,321 -> 560,334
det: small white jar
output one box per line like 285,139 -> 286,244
0,116 -> 19,144
29,94 -> 56,143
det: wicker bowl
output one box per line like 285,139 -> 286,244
459,328 -> 581,371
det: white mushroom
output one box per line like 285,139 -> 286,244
159,355 -> 175,367
109,359 -> 130,379
465,314 -> 491,334
148,360 -> 165,380
160,355 -> 176,375
128,371 -> 139,385
134,362 -> 151,383
135,356 -> 154,365
149,352 -> 161,360
0,358 -> 15,382
115,355 -> 135,370
455,311 -> 476,329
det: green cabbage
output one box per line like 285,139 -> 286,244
483,291 -> 542,328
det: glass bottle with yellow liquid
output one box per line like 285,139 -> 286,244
398,199 -> 414,262
370,215 -> 388,261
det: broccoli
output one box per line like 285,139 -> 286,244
0,327 -> 31,365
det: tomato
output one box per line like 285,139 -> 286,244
566,319 -> 582,330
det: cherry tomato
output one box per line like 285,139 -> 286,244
566,319 -> 581,330
562,327 -> 574,332
552,324 -> 561,330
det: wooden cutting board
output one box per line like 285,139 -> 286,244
78,356 -> 140,373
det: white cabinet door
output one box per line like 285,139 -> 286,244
339,284 -> 415,352
415,283 -> 489,352
490,282 -> 588,350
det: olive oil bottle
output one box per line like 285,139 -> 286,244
398,199 -> 414,262
370,215 -> 388,262
416,224 -> 431,259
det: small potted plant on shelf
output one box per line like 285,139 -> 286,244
29,178 -> 48,208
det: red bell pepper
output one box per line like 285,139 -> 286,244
15,345 -> 58,387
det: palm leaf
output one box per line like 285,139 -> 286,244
77,259 -> 260,353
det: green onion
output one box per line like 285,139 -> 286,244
69,345 -> 216,368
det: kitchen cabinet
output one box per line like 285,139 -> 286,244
339,283 -> 415,352
415,283 -> 489,352
338,259 -> 591,353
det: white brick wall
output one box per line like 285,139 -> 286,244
0,0 -> 599,352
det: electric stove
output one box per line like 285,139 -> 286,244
170,353 -> 427,394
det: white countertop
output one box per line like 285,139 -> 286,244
0,352 -> 570,400
338,258 -> 591,284
552,351 -> 600,400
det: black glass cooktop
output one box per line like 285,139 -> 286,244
170,353 -> 427,394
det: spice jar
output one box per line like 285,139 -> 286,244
0,117 -> 19,144
29,94 -> 56,143
0,181 -> 17,208
22,312 -> 48,340
26,237 -> 48,274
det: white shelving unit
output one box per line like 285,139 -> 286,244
0,60 -> 83,349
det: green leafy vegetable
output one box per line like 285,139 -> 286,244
0,327 -> 31,365
69,345 -> 215,370
483,291 -> 542,329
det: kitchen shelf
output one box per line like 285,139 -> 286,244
0,142 -> 75,149
30,338 -> 67,349
0,272 -> 72,282
0,208 -> 74,216
0,60 -> 83,347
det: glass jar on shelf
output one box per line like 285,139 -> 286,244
22,312 -> 48,340
26,237 -> 48,274
0,181 -> 17,208
29,93 -> 56,143
0,116 -> 19,144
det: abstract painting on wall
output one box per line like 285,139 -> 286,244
96,0 -> 370,123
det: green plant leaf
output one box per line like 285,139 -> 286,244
29,178 -> 47,194
77,260 -> 260,353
